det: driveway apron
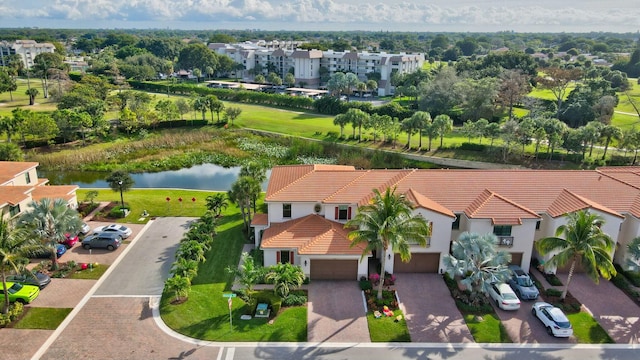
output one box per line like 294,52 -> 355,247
307,281 -> 370,342
395,273 -> 473,343
556,273 -> 640,344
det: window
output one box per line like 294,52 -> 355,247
9,204 -> 20,217
451,214 -> 461,230
277,250 -> 293,264
282,203 -> 292,218
335,205 -> 351,220
24,172 -> 31,184
535,220 -> 541,230
493,225 -> 512,236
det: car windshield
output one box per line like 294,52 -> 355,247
517,277 -> 534,287
9,283 -> 23,294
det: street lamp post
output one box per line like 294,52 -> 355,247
118,180 -> 125,217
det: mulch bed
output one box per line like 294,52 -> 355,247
91,202 -> 120,222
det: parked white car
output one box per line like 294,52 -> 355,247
488,283 -> 521,310
531,302 -> 573,337
93,224 -> 132,239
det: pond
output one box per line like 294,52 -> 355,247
39,163 -> 271,191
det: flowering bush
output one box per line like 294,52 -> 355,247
369,273 -> 380,285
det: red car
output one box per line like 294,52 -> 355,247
62,233 -> 79,248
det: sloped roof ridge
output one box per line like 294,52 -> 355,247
558,188 -> 624,219
266,165 -> 316,200
595,169 -> 640,190
404,188 -> 455,218
489,191 -> 540,217
465,189 -> 494,217
357,169 -> 417,206
324,170 -> 373,203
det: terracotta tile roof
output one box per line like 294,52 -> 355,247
597,167 -> 640,189
404,188 -> 455,218
260,214 -> 365,255
251,213 -> 268,226
547,189 -> 623,218
0,186 -> 31,206
0,161 -> 38,185
465,189 -> 539,225
266,166 -> 640,221
31,185 -> 78,202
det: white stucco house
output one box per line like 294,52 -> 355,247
251,165 -> 640,280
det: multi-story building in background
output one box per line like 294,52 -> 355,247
209,41 -> 424,96
0,39 -> 55,69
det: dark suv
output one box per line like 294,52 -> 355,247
82,232 -> 122,251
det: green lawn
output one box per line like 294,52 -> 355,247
159,205 -> 307,342
367,310 -> 411,342
463,313 -> 512,343
568,312 -> 615,344
77,189 -> 219,224
13,307 -> 72,330
69,263 -> 109,279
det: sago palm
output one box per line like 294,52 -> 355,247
536,210 -> 616,299
346,187 -> 430,300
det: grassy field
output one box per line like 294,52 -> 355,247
568,312 -> 615,344
69,263 -> 109,279
463,313 -> 512,343
0,78 -> 56,117
159,203 -> 307,341
76,189 -> 218,224
13,307 -> 72,330
367,310 -> 411,342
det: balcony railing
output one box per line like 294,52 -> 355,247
408,237 -> 431,246
497,236 -> 514,247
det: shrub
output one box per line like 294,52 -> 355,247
545,288 -> 562,297
108,206 -> 129,218
455,299 -> 493,314
359,280 -> 373,291
282,293 -> 307,306
0,302 -> 24,327
623,270 -> 640,287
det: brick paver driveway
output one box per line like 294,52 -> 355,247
395,274 -> 473,343
307,281 -> 370,342
492,302 -> 577,344
557,273 -> 640,344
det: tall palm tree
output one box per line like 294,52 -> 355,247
228,176 -> 261,233
346,187 -> 431,299
600,124 -> 622,161
0,219 -> 45,313
409,111 -> 431,150
443,232 -> 512,305
17,198 -> 82,270
536,210 -> 616,300
626,236 -> 640,271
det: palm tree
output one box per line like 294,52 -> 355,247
205,193 -> 229,217
228,176 -> 261,233
25,88 -> 39,106
106,170 -> 134,216
17,198 -> 82,270
0,219 -> 45,313
333,113 -> 349,138
226,252 -> 261,302
265,263 -> 305,298
177,240 -> 206,263
432,114 -> 454,148
170,257 -> 199,281
600,124 -> 622,161
346,187 -> 431,300
627,237 -> 640,271
409,111 -> 431,150
164,275 -> 190,302
536,210 -> 617,300
443,232 -> 512,305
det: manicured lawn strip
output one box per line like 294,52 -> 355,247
463,313 -> 512,343
366,310 -> 411,342
567,312 -> 614,344
13,307 -> 72,330
76,189 -> 220,224
159,205 -> 307,341
69,263 -> 109,279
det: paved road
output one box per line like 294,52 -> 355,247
94,217 -> 197,296
217,344 -> 640,360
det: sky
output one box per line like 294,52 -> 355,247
1,0 -> 639,33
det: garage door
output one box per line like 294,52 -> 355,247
394,253 -> 440,273
310,260 -> 358,280
509,252 -> 523,267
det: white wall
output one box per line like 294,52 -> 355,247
267,201 -> 320,223
616,215 -> 640,265
466,218 -> 537,270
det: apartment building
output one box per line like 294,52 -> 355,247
0,40 -> 55,69
209,41 -> 425,96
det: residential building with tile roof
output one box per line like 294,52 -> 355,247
0,40 -> 55,69
0,161 -> 79,221
252,164 -> 640,280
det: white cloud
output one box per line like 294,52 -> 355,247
0,0 -> 638,32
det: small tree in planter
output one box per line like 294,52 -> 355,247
226,252 -> 262,305
164,275 -> 190,303
265,263 -> 305,298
